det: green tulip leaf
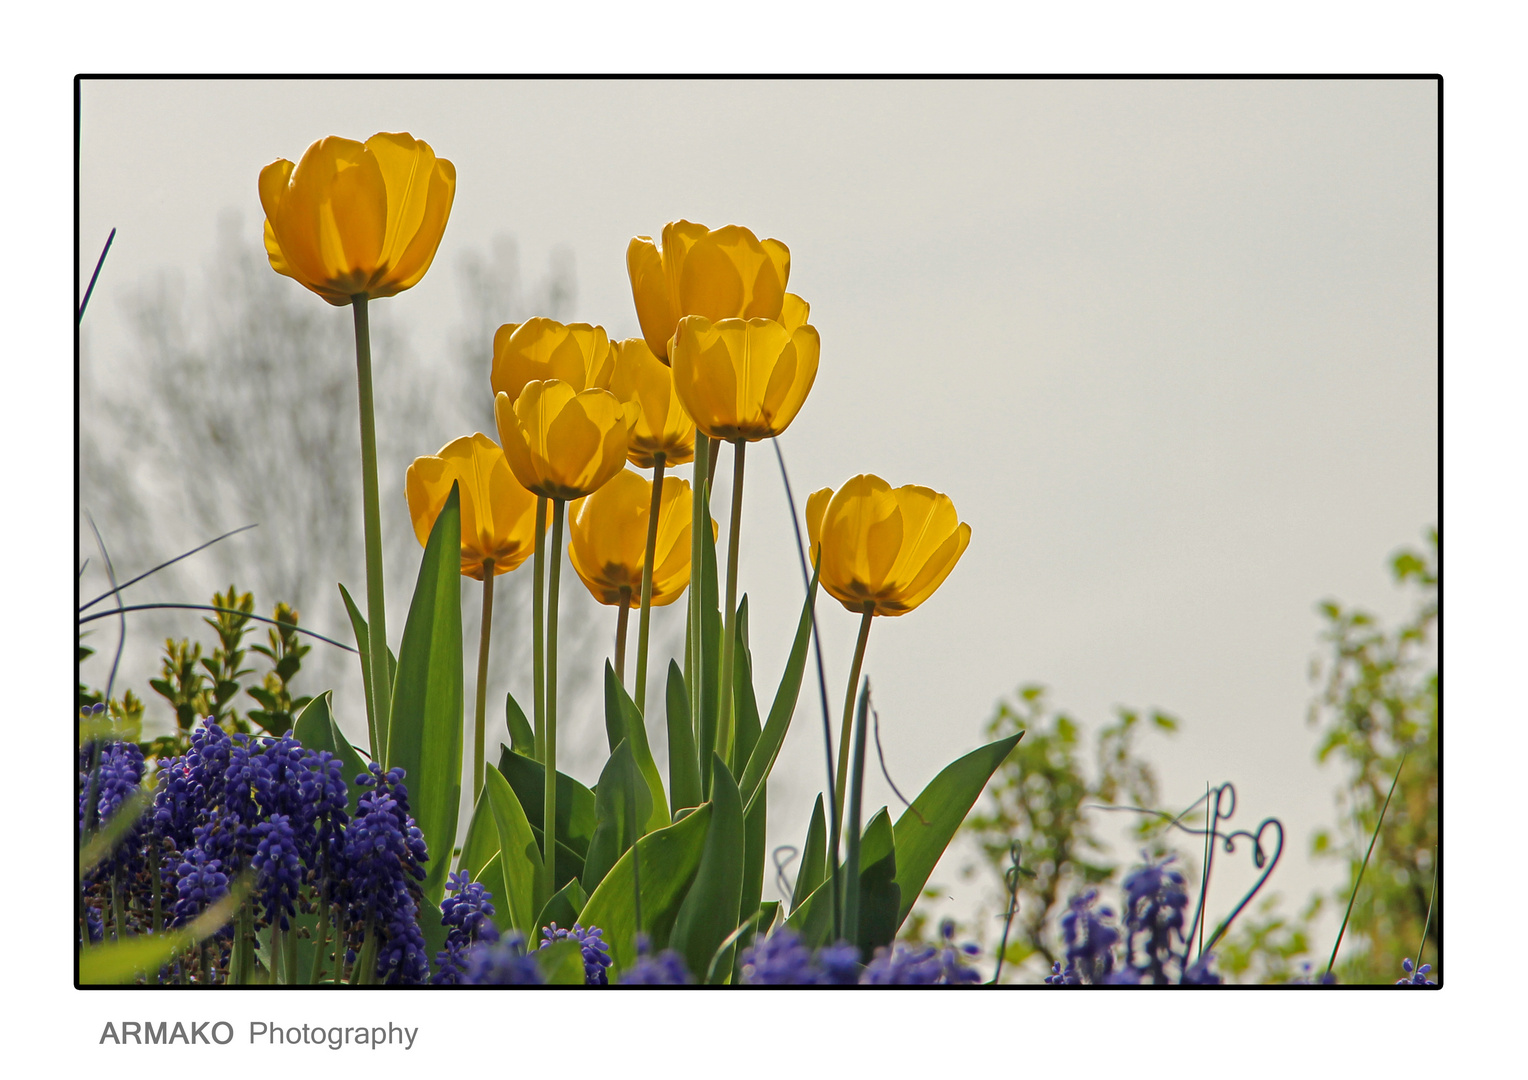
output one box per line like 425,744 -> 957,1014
505,690 -> 535,756
738,564 -> 820,817
603,663 -> 669,833
533,939 -> 586,985
791,794 -> 828,913
580,802 -> 713,970
534,879 -> 589,938
854,807 -> 901,956
582,739 -> 653,893
732,621 -> 767,957
669,754 -> 745,983
386,483 -> 464,909
484,764 -> 544,934
337,581 -> 396,756
892,731 -> 1024,926
497,745 -> 597,859
665,661 -> 702,816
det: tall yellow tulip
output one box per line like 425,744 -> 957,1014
805,475 -> 971,835
567,470 -> 708,686
495,378 -> 633,897
490,318 -> 616,406
404,433 -> 539,798
670,313 -> 820,766
259,133 -> 456,306
405,433 -> 540,580
490,317 -> 615,798
626,220 -> 791,361
258,131 -> 456,762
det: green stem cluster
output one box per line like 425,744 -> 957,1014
473,560 -> 496,799
633,454 -> 666,713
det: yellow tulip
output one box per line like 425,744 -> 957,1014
404,433 -> 540,580
806,475 -> 972,616
627,221 -> 791,360
494,380 -> 634,501
490,318 -> 616,407
670,316 -> 820,442
258,133 -> 456,306
567,470 -> 709,607
609,338 -> 697,468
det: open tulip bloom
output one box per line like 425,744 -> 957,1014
260,131 -> 455,761
806,475 -> 972,833
568,469 -> 711,690
406,433 -> 540,798
626,220 -> 792,362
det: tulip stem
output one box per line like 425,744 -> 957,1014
706,435 -> 721,490
351,294 -> 391,761
473,560 -> 496,800
689,436 -> 709,778
717,439 -> 746,768
615,589 -> 631,686
633,454 -> 666,714
544,498 -> 566,901
532,497 -> 547,763
834,608 -> 875,832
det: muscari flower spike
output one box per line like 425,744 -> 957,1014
541,923 -> 613,986
618,935 -> 691,985
1060,889 -> 1119,985
433,872 -> 500,985
460,931 -> 545,985
1397,958 -> 1436,986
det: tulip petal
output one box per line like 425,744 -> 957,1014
805,488 -> 833,558
678,230 -> 748,323
780,292 -> 810,332
628,236 -> 679,361
386,154 -> 456,296
365,133 -> 435,273
891,522 -> 971,614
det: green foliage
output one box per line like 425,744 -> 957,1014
1306,527 -> 1438,984
959,685 -> 1177,976
1213,893 -> 1319,984
202,585 -> 255,730
149,637 -> 210,735
386,486 -> 464,908
245,602 -> 313,735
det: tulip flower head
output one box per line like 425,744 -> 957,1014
490,318 -> 617,407
609,338 -> 697,468
627,221 -> 791,360
405,433 -> 540,580
259,133 -> 456,305
568,470 -> 710,607
669,316 -> 820,443
806,475 -> 971,616
495,380 -> 636,501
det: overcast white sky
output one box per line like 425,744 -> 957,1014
76,78 -> 1437,956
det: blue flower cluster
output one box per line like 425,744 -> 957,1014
77,717 -> 451,985
458,931 -> 545,985
1046,853 -> 1222,986
432,872 -> 499,985
541,923 -> 613,985
739,921 -> 980,986
346,765 -> 430,984
1397,958 -> 1436,986
619,935 -> 692,985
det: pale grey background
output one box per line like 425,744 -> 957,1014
77,78 -> 1437,952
